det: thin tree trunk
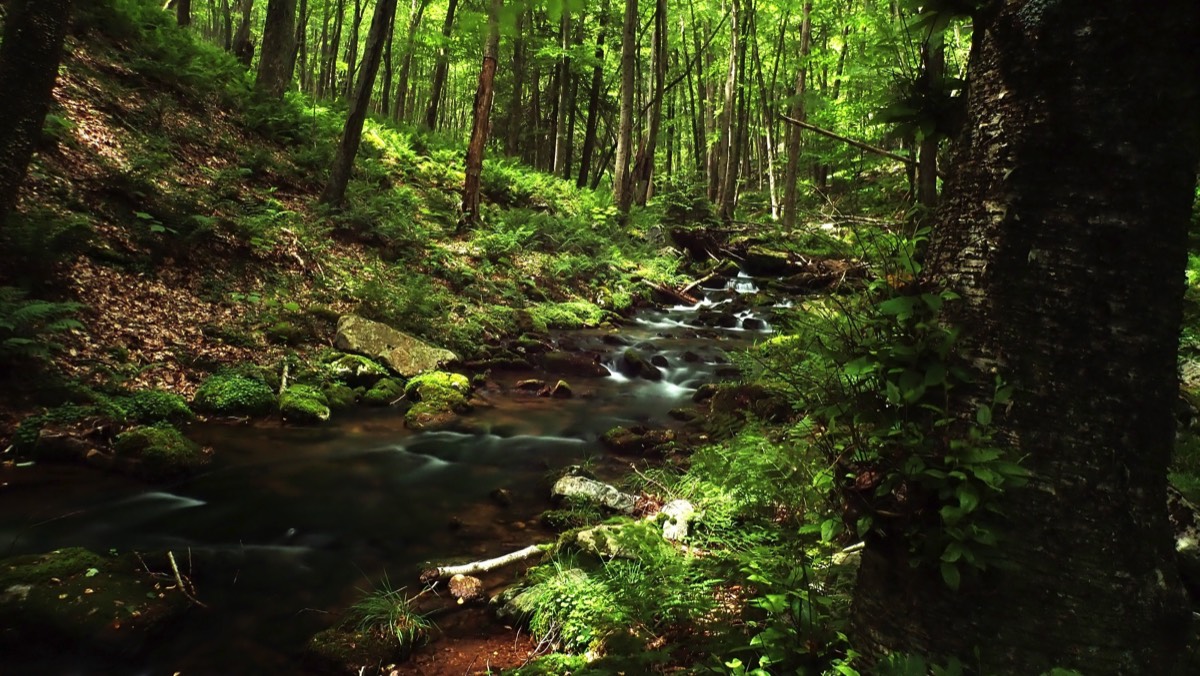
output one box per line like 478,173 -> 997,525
461,0 -> 502,227
505,6 -> 528,155
852,1 -> 1200,672
394,0 -> 430,122
917,27 -> 943,209
221,0 -> 234,50
613,0 -> 639,217
177,0 -> 193,26
0,0 -> 73,228
380,14 -> 394,114
424,0 -> 460,130
291,0 -> 309,92
552,7 -> 573,176
715,0 -> 743,221
321,0 -> 399,206
256,0 -> 298,98
631,0 -> 666,205
342,0 -> 365,100
324,0 -> 346,96
748,0 -> 779,219
781,1 -> 812,227
232,0 -> 256,67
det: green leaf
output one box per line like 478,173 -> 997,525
976,405 -> 992,426
941,562 -> 961,590
85,567 -> 99,578
924,362 -> 947,387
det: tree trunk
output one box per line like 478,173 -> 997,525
551,7 -> 573,177
323,0 -> 346,97
461,0 -> 502,227
424,0 -> 460,130
394,0 -> 430,122
851,2 -> 1200,672
380,13 -> 394,114
612,0 -> 638,217
631,0 -> 666,206
504,6 -> 528,155
177,0 -> 192,26
342,0 -> 364,100
291,0 -> 309,92
256,0 -> 297,98
716,0 -> 744,223
320,0 -> 398,206
781,1 -> 812,227
232,0 -> 255,68
0,0 -> 72,228
916,27 -> 943,210
221,0 -> 234,50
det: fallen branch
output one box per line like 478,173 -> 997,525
419,543 -> 548,583
779,115 -> 915,166
167,550 -> 208,608
643,280 -> 699,306
680,272 -> 719,296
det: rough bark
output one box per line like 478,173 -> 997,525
851,2 -> 1200,672
460,0 -> 501,227
781,1 -> 811,228
0,0 -> 73,228
255,0 -> 298,98
232,0 -> 255,68
612,0 -> 638,217
424,0 -> 460,130
176,0 -> 192,26
320,0 -> 398,206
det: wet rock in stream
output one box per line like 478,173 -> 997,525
618,348 -> 663,381
539,352 -> 610,377
601,425 -> 677,455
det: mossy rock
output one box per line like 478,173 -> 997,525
404,371 -> 470,411
305,626 -> 412,674
193,372 -> 276,416
113,424 -> 211,480
0,548 -> 187,656
323,353 -> 389,388
526,301 -> 610,331
363,378 -> 405,406
264,320 -> 308,346
404,401 -> 461,431
280,384 -> 331,424
619,348 -> 663,381
323,383 -> 357,410
600,425 -> 676,455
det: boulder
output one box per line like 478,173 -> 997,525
551,475 -> 637,514
540,352 -> 610,378
322,353 -> 389,388
619,349 -> 663,381
112,425 -> 212,481
334,315 -> 457,378
659,500 -> 696,542
279,385 -> 331,424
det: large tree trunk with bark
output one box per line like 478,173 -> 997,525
460,0 -> 501,227
850,2 -> 1200,672
0,0 -> 73,228
255,0 -> 297,98
612,0 -> 638,217
232,0 -> 256,67
320,0 -> 398,206
424,0 -> 459,130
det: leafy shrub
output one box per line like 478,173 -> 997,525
193,372 -> 276,416
0,287 -> 83,367
363,378 -> 404,406
0,210 -> 95,282
118,389 -> 194,423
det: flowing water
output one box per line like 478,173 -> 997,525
0,277 -> 781,673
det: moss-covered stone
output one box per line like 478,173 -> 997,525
113,424 -> 211,480
119,389 -> 194,423
304,625 -> 416,674
526,301 -> 610,331
0,548 -> 187,656
362,377 -> 405,406
279,384 -> 331,424
193,372 -> 276,416
322,353 -> 389,388
404,371 -> 470,410
619,348 -> 663,381
323,383 -> 357,410
264,320 -> 307,346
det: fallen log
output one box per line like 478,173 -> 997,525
419,543 -> 548,583
643,280 -> 700,306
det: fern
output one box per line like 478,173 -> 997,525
0,287 -> 83,366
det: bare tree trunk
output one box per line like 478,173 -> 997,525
424,0 -> 460,130
504,6 -> 528,155
177,0 -> 192,26
256,0 -> 297,98
321,0 -> 398,206
461,0 -> 502,227
781,1 -> 812,227
221,0 -> 234,50
748,1 -> 778,219
852,1 -> 1200,672
916,27 -> 943,209
291,0 -> 309,92
380,14 -> 394,114
576,0 -> 608,187
323,0 -> 346,97
0,0 -> 72,228
715,0 -> 743,221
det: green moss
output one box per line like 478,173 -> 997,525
113,424 -> 209,479
323,382 -> 357,410
264,320 -> 307,346
404,371 -> 470,411
363,377 -> 405,406
118,389 -> 194,423
0,547 -> 106,587
527,301 -> 611,331
193,372 -> 276,416
508,653 -> 590,675
279,384 -> 331,423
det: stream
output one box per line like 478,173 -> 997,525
0,274 -> 781,674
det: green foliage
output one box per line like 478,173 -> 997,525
0,287 -> 84,367
363,378 -> 404,406
346,579 -> 432,648
193,372 -> 277,416
527,301 -> 610,331
520,562 -> 622,653
117,389 -> 194,424
0,209 -> 95,282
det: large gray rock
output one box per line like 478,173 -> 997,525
334,315 -> 457,377
551,475 -> 637,514
660,499 -> 696,542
